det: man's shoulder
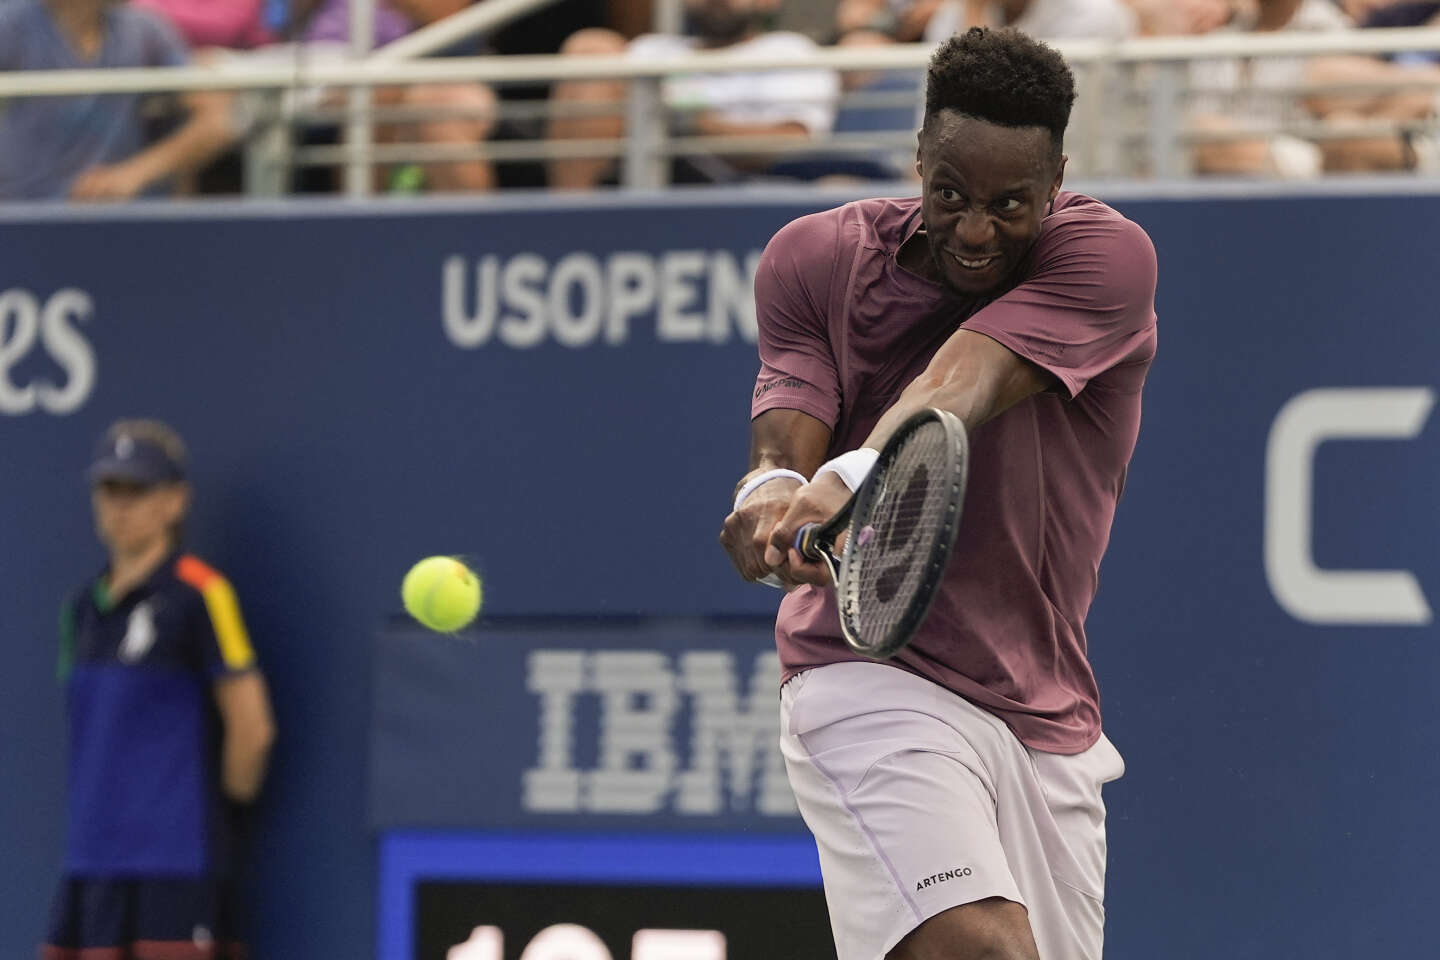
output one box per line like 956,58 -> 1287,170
1050,191 -> 1122,222
106,2 -> 189,58
1043,193 -> 1155,259
170,554 -> 233,597
150,556 -> 243,639
769,195 -> 918,259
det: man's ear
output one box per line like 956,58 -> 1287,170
914,131 -> 925,179
1050,154 -> 1068,205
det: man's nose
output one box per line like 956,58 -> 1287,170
954,211 -> 996,251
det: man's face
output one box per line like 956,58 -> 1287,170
915,110 -> 1065,296
685,0 -> 774,43
92,480 -> 186,556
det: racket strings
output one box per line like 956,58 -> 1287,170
839,420 -> 960,652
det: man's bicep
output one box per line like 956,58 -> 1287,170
213,669 -> 272,731
749,408 -> 833,476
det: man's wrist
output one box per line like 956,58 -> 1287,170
119,155 -> 160,192
732,468 -> 807,513
813,448 -> 879,492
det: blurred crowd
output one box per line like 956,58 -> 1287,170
2,0 -> 1440,199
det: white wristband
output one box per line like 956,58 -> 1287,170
732,468 -> 808,513
814,448 -> 879,492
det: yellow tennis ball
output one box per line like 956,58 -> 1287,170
402,556 -> 482,632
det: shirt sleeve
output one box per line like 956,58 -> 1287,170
751,211 -> 844,427
961,211 -> 1157,399
176,557 -> 258,677
137,8 -> 191,68
0,8 -> 23,69
57,592 -> 80,685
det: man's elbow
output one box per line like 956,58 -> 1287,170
203,103 -> 238,150
188,92 -> 238,148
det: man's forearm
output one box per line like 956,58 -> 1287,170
736,409 -> 834,495
696,114 -> 812,140
862,330 -> 1052,451
126,96 -> 232,189
863,372 -> 973,451
221,729 -> 272,803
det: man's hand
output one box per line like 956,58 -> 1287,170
720,477 -> 804,586
763,472 -> 852,587
69,163 -> 149,202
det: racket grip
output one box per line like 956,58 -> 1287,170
794,523 -> 821,561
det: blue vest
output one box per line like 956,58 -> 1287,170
59,554 -> 255,876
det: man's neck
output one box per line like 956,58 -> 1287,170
46,0 -> 106,48
1255,0 -> 1301,31
700,28 -> 759,50
106,538 -> 173,603
896,229 -> 940,283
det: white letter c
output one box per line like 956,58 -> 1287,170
1265,387 -> 1434,625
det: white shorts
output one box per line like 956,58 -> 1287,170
780,662 -> 1126,960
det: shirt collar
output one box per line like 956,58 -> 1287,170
93,550 -> 181,612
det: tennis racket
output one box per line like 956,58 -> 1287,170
794,408 -> 970,660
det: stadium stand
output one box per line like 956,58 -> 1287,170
3,0 -> 1440,198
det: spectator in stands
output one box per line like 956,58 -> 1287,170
824,0 -> 1136,180
547,0 -> 840,190
127,0 -> 498,193
1186,0 -> 1440,174
131,0 -> 277,50
1354,0 -> 1440,28
1125,0 -> 1231,37
834,0 -> 945,43
917,0 -> 1136,44
1351,1 -> 1440,65
1336,0 -> 1431,22
0,0 -> 233,201
834,0 -> 1136,46
305,0 -> 501,191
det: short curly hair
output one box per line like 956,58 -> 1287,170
924,27 -> 1077,154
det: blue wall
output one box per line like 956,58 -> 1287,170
2,186 -> 1438,960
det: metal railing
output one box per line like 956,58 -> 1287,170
3,27 -> 1440,195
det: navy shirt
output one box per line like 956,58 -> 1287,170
0,0 -> 189,200
59,553 -> 256,876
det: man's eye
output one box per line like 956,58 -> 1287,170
938,188 -> 961,203
996,198 -> 1023,213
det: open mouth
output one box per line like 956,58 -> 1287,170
953,253 -> 999,271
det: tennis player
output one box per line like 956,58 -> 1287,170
719,28 -> 1157,960
43,420 -> 275,960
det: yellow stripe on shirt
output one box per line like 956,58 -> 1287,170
199,576 -> 255,671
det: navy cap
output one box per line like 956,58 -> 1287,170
88,429 -> 185,486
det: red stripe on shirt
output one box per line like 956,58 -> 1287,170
174,554 -> 221,592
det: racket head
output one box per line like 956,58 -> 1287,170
833,409 -> 969,659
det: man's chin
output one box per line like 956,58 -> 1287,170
942,266 -> 1005,296
690,10 -> 756,44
